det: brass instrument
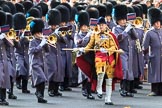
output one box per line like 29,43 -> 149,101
6,28 -> 20,41
26,17 -> 35,31
132,17 -> 143,29
46,33 -> 57,45
25,36 -> 34,41
58,31 -> 66,37
41,33 -> 58,47
135,39 -> 142,52
57,25 -> 73,37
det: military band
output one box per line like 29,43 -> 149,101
0,0 -> 162,106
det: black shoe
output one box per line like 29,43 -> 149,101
38,98 -> 47,103
22,90 -> 30,93
87,94 -> 95,100
0,99 -> 3,105
105,102 -> 114,105
130,89 -> 137,93
82,90 -> 88,97
135,85 -> 143,89
48,91 -> 55,97
97,93 -> 103,99
8,94 -> 17,99
59,86 -> 64,91
16,84 -> 22,89
2,100 -> 9,106
120,90 -> 127,97
54,92 -> 62,96
126,92 -> 134,97
64,87 -> 72,91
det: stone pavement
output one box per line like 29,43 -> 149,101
2,82 -> 162,108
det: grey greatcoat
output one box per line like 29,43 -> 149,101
15,38 -> 29,79
6,40 -> 18,82
107,19 -> 116,30
0,39 -> 11,89
28,38 -> 49,86
47,36 -> 64,83
59,34 -> 73,80
112,25 -> 135,80
143,28 -> 162,83
132,28 -> 144,78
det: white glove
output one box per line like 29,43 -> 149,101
39,37 -> 47,47
124,24 -> 132,33
20,31 -> 25,39
100,48 -> 108,53
0,33 -> 5,40
79,47 -> 85,52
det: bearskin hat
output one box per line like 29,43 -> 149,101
50,0 -> 60,9
104,2 -> 113,17
86,7 -> 99,19
61,3 -> 71,15
97,4 -> 107,17
47,8 -> 61,26
78,10 -> 89,27
33,5 -> 42,18
0,10 -> 6,26
113,4 -> 127,22
4,1 -> 16,15
22,1 -> 34,14
70,7 -> 78,21
127,6 -> 135,13
132,5 -> 142,17
0,0 -> 6,5
37,2 -> 48,17
13,13 -> 27,30
56,5 -> 70,23
30,18 -> 44,35
148,7 -> 162,26
140,4 -> 147,17
6,12 -> 13,28
76,5 -> 85,12
1,4 -> 11,13
15,3 -> 25,13
26,8 -> 41,18
109,0 -> 117,6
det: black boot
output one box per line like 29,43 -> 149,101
130,80 -> 137,93
60,77 -> 72,91
0,88 -> 9,106
126,80 -> 134,97
35,82 -> 47,103
120,79 -> 128,97
16,75 -> 22,89
134,78 -> 143,89
22,76 -> 30,93
53,82 -> 62,96
48,81 -> 55,97
86,82 -> 95,100
82,79 -> 88,97
8,77 -> 17,99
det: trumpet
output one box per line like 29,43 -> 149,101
25,36 -> 34,41
6,28 -> 20,41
